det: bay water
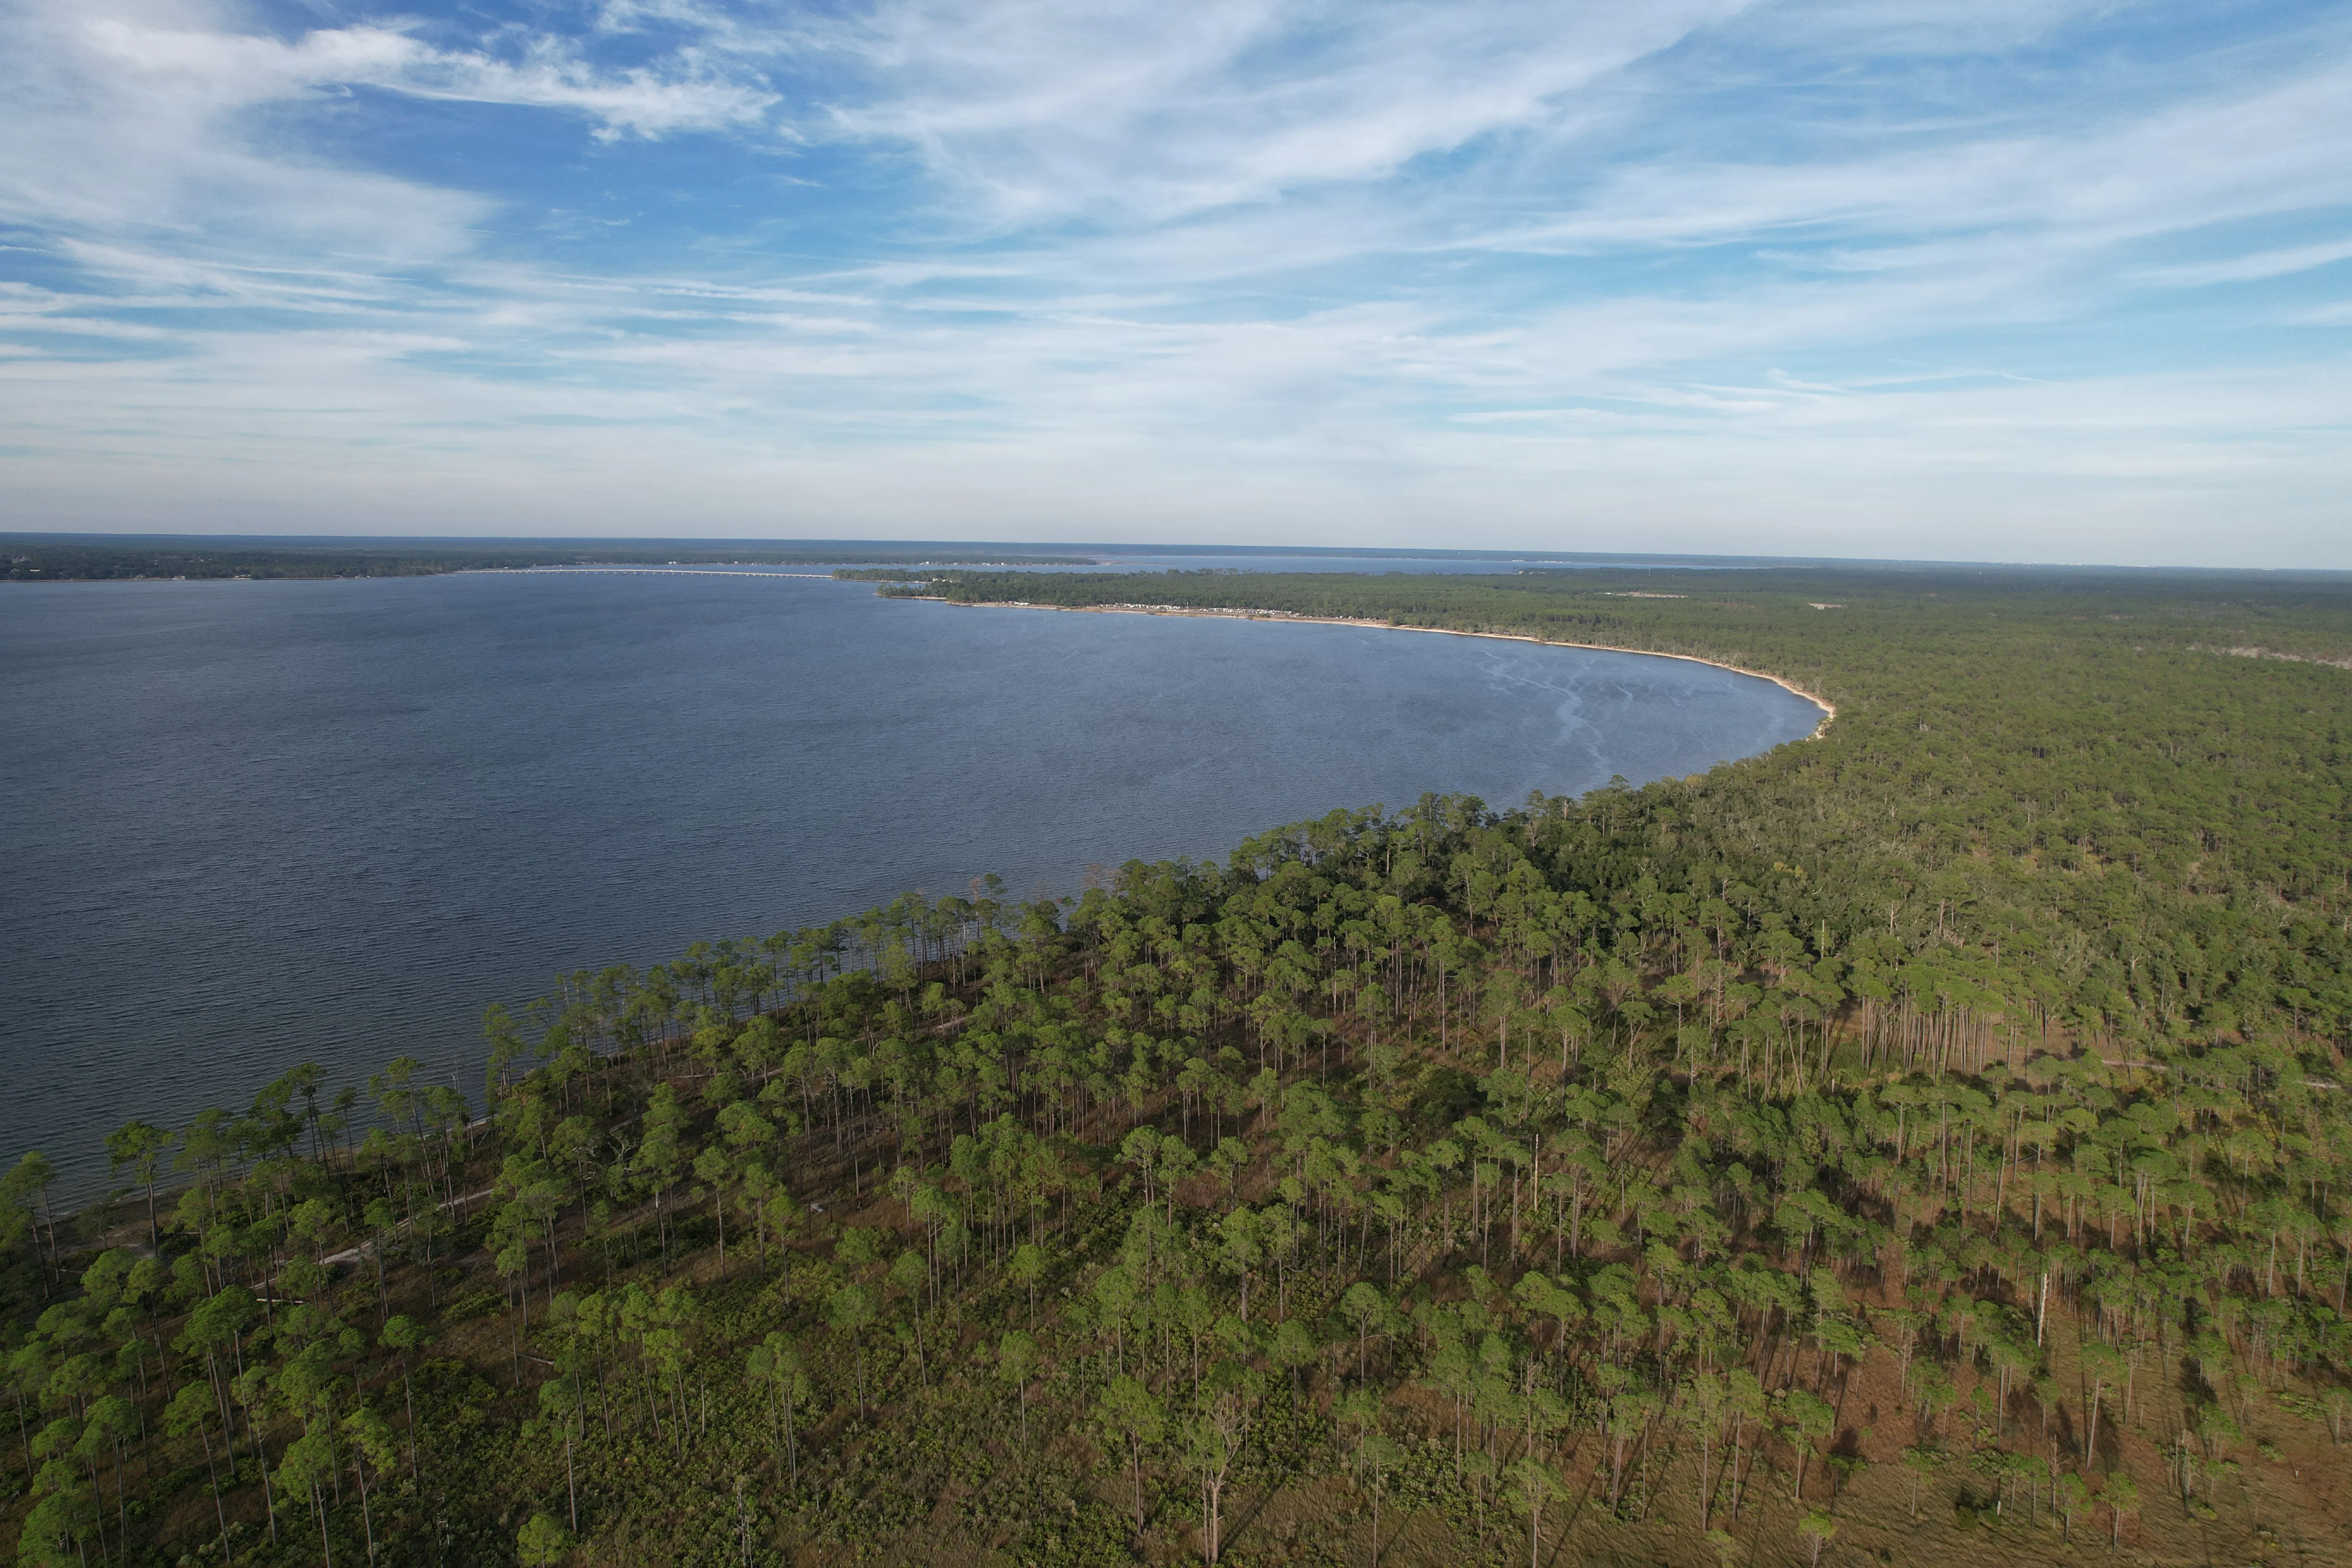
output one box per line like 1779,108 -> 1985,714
2,571 -> 1821,1190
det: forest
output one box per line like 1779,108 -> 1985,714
4,563 -> 2351,1568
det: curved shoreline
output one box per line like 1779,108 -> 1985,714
920,596 -> 1838,740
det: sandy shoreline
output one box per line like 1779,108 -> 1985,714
913,596 -> 1837,739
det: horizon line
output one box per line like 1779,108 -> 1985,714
10,530 -> 2352,579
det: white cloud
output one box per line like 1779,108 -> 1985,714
2134,238 -> 2352,289
0,6 -> 466,266
78,9 -> 776,138
1470,61 -> 2352,259
0,0 -> 776,282
818,0 -> 1752,221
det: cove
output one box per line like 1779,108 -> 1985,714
1,572 -> 1824,1188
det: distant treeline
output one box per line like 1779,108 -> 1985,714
3,539 -> 1095,582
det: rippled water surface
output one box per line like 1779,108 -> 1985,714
3,573 -> 1821,1188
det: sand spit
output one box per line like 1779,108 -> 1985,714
913,596 -> 1838,739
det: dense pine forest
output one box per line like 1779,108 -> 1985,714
6,564 -> 2352,1568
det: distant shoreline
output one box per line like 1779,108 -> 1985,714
906,595 -> 1838,738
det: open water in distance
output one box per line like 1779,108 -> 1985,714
511,553 -> 1739,576
3,573 -> 1822,1191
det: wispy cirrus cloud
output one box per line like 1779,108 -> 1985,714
813,0 -> 1752,221
2133,238 -> 2352,288
59,0 -> 780,137
83,17 -> 778,138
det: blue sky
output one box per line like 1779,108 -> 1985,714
2,0 -> 2348,563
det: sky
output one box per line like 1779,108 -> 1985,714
1,1 -> 2348,564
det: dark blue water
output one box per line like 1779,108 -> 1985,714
2,573 -> 1821,1190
